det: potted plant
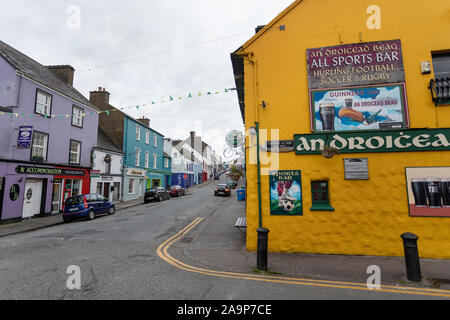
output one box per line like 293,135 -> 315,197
320,146 -> 340,158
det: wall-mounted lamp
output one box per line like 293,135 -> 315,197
18,177 -> 23,183
262,101 -> 267,109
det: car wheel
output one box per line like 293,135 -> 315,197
109,206 -> 115,215
88,210 -> 95,221
158,195 -> 162,202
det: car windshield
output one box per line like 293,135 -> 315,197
217,185 -> 227,188
65,195 -> 83,205
147,188 -> 157,192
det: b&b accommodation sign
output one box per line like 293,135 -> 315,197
306,40 -> 409,133
295,128 -> 450,155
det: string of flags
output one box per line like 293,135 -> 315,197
0,88 -> 233,118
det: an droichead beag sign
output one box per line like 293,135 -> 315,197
306,39 -> 405,89
294,128 -> 450,155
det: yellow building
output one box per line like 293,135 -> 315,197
231,0 -> 450,259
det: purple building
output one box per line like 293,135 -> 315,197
0,40 -> 98,222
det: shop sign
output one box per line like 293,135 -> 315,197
265,140 -> 295,152
15,166 -> 85,176
294,128 -> 450,155
17,126 -> 33,149
306,39 -> 404,89
269,170 -> 303,216
310,84 -> 409,132
126,168 -> 146,177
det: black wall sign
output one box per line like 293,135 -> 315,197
10,184 -> 20,201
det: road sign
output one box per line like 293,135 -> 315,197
225,130 -> 244,148
183,174 -> 188,179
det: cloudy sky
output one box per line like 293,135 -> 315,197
0,0 -> 294,159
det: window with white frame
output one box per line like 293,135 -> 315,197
154,134 -> 157,147
145,151 -> 149,168
164,158 -> 169,168
135,148 -> 141,167
145,130 -> 150,144
72,106 -> 83,127
153,154 -> 157,169
31,132 -> 48,161
69,140 -> 81,164
35,90 -> 52,116
136,126 -> 141,141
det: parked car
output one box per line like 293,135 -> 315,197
144,187 -> 171,203
215,184 -> 231,197
169,185 -> 185,197
63,194 -> 115,222
227,180 -> 238,189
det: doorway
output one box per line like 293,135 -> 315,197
51,179 -> 62,213
22,179 -> 43,218
103,182 -> 110,200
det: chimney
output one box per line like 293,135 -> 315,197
190,131 -> 196,162
137,116 -> 150,127
255,25 -> 266,34
89,87 -> 110,106
47,65 -> 75,86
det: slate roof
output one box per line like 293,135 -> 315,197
96,127 -> 123,154
0,40 -> 97,110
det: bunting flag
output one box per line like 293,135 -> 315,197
0,87 -> 234,119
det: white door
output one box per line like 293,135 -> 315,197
22,179 -> 43,218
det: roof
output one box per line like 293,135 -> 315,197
0,40 -> 97,110
96,127 -> 123,154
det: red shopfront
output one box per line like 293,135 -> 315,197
52,167 -> 90,212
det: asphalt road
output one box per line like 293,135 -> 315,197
0,178 -> 448,301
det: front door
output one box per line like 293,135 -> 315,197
22,179 -> 43,218
103,183 -> 110,200
113,182 -> 120,201
51,181 -> 62,213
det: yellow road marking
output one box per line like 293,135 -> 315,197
156,218 -> 450,298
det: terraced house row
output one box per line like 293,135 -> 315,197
0,40 -> 221,223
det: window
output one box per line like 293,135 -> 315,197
145,130 -> 150,144
128,179 -> 135,194
96,182 -> 103,195
153,154 -> 157,169
35,90 -> 52,116
135,148 -> 141,167
310,181 -> 334,211
71,106 -> 84,127
136,126 -> 141,141
164,158 -> 169,168
145,151 -> 149,169
154,135 -> 158,147
432,52 -> 450,79
69,140 -> 81,164
31,131 -> 48,162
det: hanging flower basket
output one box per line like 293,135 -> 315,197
320,146 -> 340,159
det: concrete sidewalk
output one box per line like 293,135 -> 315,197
182,190 -> 450,290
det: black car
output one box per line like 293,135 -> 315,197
144,187 -> 171,203
214,184 -> 231,197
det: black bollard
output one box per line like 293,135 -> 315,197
401,232 -> 422,282
257,228 -> 269,271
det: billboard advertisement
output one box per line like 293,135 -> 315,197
406,167 -> 450,217
310,84 -> 408,132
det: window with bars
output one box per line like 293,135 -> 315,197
310,180 -> 334,211
35,90 -> 52,116
31,131 -> 48,162
69,140 -> 81,164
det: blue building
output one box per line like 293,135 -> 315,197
89,88 -> 166,201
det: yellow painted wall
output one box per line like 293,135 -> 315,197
240,0 -> 450,258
